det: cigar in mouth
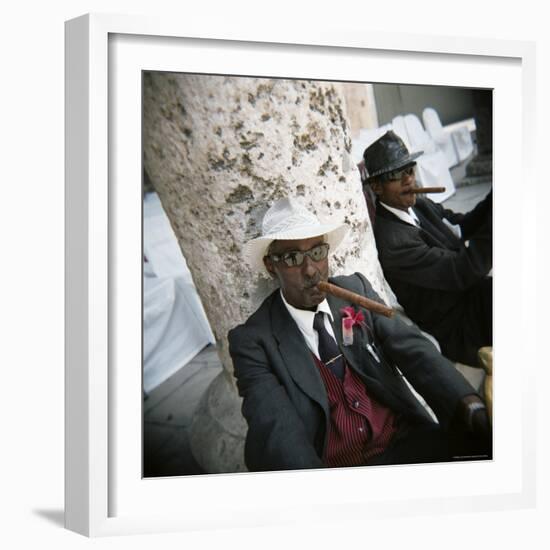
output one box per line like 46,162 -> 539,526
411,187 -> 446,194
317,281 -> 394,318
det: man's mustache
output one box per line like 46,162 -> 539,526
303,274 -> 324,289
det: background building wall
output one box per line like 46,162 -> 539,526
342,83 -> 379,136
373,83 -> 480,126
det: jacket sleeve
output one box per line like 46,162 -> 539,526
379,221 -> 491,292
431,200 -> 465,227
430,191 -> 492,243
355,273 -> 478,429
228,325 -> 324,472
458,190 -> 492,241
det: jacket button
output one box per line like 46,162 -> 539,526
353,400 -> 360,408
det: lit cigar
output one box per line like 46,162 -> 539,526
411,187 -> 446,194
317,281 -> 394,318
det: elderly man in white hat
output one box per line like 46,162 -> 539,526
228,197 -> 491,472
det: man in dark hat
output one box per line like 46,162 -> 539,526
363,130 -> 492,367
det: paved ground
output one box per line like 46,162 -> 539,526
143,344 -> 222,477
143,158 -> 492,477
444,180 -> 491,213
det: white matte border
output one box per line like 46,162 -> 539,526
65,13 -> 536,537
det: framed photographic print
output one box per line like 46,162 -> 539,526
65,13 -> 536,536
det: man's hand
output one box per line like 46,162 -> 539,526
460,394 -> 491,440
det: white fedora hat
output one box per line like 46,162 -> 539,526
244,197 -> 349,273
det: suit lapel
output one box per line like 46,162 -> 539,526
326,283 -> 407,409
271,293 -> 329,415
414,203 -> 461,250
325,287 -> 376,380
376,199 -> 459,251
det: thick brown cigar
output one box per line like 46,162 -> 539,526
317,281 -> 394,318
411,187 -> 446,194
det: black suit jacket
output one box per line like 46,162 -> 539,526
373,195 -> 492,335
228,273 -> 476,472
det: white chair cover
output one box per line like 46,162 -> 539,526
391,115 -> 412,150
422,107 -> 459,168
451,125 -> 475,162
143,192 -> 215,393
413,151 -> 456,202
404,113 -> 438,155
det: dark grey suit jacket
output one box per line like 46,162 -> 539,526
373,194 -> 492,363
228,273 -> 476,472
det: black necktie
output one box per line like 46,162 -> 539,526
313,312 -> 345,380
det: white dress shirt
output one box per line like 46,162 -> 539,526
280,290 -> 336,361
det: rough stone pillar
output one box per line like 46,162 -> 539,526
143,73 -> 396,473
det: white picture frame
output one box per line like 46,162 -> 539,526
65,13 -> 537,537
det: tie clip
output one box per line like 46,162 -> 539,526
325,354 -> 343,366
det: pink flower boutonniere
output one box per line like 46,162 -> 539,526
340,306 -> 366,346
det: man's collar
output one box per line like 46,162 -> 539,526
380,201 -> 419,227
280,289 -> 333,331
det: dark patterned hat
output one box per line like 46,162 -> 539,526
363,130 -> 422,179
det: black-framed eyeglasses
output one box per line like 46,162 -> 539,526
379,164 -> 416,183
268,243 -> 330,267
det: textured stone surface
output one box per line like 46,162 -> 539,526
189,370 -> 248,473
143,74 -> 396,374
143,74 -> 398,472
